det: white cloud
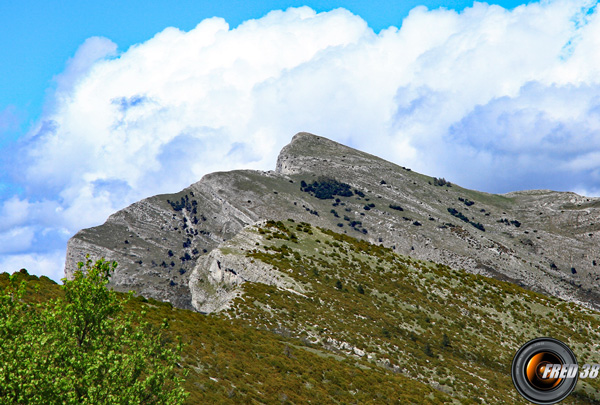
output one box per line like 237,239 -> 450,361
0,227 -> 35,254
0,250 -> 66,283
439,81 -> 600,192
53,36 -> 118,99
5,1 -> 600,279
0,196 -> 30,231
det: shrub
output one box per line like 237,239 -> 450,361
470,222 -> 485,232
448,208 -> 485,231
0,257 -> 188,404
458,197 -> 475,206
424,343 -> 434,357
300,177 -> 354,199
447,208 -> 468,223
442,333 -> 451,348
433,177 -> 452,187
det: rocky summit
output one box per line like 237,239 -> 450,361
65,132 -> 600,311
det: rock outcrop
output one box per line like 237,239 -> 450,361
188,222 -> 307,313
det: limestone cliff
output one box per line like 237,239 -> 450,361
188,221 -> 307,313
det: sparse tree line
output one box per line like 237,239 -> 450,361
447,208 -> 485,231
497,218 -> 522,227
431,177 -> 452,187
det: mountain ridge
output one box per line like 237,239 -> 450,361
65,132 -> 600,311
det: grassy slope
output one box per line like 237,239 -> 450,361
0,272 -> 446,404
5,220 -> 600,404
227,220 -> 600,404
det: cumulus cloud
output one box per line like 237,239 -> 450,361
440,81 -> 600,192
4,1 -> 600,279
0,250 -> 67,283
54,36 -> 118,99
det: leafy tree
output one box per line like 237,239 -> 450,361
0,257 -> 188,405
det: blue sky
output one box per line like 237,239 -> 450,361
2,0 -> 600,280
1,0 -> 526,141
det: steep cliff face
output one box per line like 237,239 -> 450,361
66,132 -> 600,310
64,178 -> 255,310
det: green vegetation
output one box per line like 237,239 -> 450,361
432,177 -> 452,187
300,177 -> 354,199
0,268 -> 447,404
458,197 -> 475,207
447,207 -> 486,232
8,220 -> 600,403
0,259 -> 187,405
167,194 -> 197,213
447,207 -> 469,222
231,220 -> 600,403
498,218 -> 522,228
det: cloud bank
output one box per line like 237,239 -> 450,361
3,1 -> 600,280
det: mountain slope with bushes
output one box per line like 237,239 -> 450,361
10,221 -> 600,403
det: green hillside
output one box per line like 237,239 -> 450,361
220,220 -> 600,403
5,221 -> 600,403
0,272 -> 446,404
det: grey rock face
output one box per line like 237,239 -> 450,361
188,222 -> 307,313
66,132 -> 600,311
